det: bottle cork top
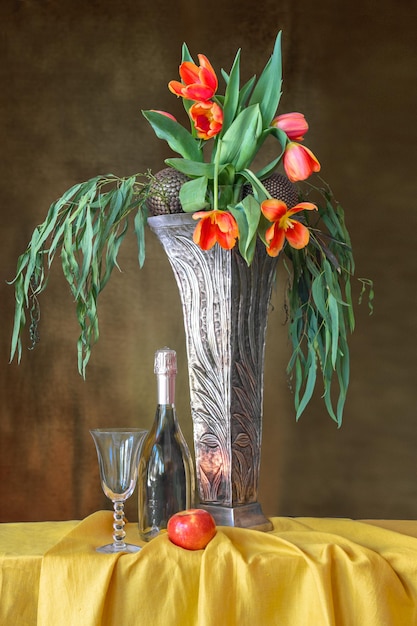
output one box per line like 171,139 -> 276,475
154,347 -> 177,375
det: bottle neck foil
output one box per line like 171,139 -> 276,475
156,373 -> 176,405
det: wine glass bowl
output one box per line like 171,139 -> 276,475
90,428 -> 147,553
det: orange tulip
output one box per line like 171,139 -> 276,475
283,142 -> 321,182
168,54 -> 218,102
271,112 -> 309,141
192,210 -> 239,250
189,101 -> 223,140
261,198 -> 317,256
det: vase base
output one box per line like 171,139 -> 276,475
199,502 -> 273,532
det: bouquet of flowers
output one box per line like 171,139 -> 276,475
147,33 -> 318,263
9,32 -> 373,425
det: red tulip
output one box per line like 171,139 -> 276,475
192,210 -> 239,250
261,198 -> 317,256
272,112 -> 309,141
189,101 -> 223,140
168,54 -> 218,102
283,142 -> 321,182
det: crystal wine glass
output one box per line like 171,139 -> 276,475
90,428 -> 147,553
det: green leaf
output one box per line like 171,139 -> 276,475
328,292 -> 339,369
101,220 -> 129,289
229,195 -> 261,265
76,206 -> 94,299
217,164 -> 236,187
179,177 -> 209,212
143,110 -> 203,162
165,158 -> 216,179
311,272 -> 330,325
61,220 -> 79,292
344,277 -> 355,332
238,75 -> 257,109
22,228 -> 42,298
221,49 -> 241,134
218,104 -> 263,171
322,361 -> 338,424
336,335 -> 350,426
248,31 -> 282,125
296,341 -> 318,420
9,273 -> 25,363
134,207 -> 147,269
239,169 -> 269,202
254,126 -> 288,180
101,185 -> 127,240
181,42 -> 194,63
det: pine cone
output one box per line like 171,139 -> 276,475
147,167 -> 189,216
243,173 -> 299,208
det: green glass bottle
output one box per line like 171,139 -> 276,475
138,347 -> 195,541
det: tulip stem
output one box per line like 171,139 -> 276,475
213,141 -> 221,212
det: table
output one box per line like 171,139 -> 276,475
1,511 -> 417,625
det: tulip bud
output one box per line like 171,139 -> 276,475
283,142 -> 321,182
272,112 -> 309,142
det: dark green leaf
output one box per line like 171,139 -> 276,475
179,177 -> 209,212
218,104 -> 263,171
328,293 -> 339,369
229,195 -> 261,265
239,168 -> 269,202
165,158 -> 215,179
238,75 -> 257,109
143,110 -> 203,162
221,49 -> 241,134
248,31 -> 282,125
254,126 -> 288,180
296,342 -> 318,420
181,42 -> 194,63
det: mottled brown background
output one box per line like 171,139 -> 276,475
1,0 -> 416,523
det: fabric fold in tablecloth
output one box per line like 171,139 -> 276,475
37,511 -> 134,624
32,512 -> 417,626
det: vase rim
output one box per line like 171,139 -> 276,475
147,213 -> 195,229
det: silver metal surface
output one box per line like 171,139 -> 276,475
199,502 -> 273,531
148,214 -> 278,529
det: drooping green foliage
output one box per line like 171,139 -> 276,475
9,174 -> 151,377
284,181 -> 374,425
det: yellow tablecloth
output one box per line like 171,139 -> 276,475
1,512 -> 417,625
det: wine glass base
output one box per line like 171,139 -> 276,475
96,543 -> 141,554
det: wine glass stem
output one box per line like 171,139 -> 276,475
112,501 -> 127,549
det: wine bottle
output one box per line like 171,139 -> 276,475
138,347 -> 195,541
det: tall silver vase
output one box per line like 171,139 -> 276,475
148,213 -> 278,530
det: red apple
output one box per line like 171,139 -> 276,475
167,509 -> 217,550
